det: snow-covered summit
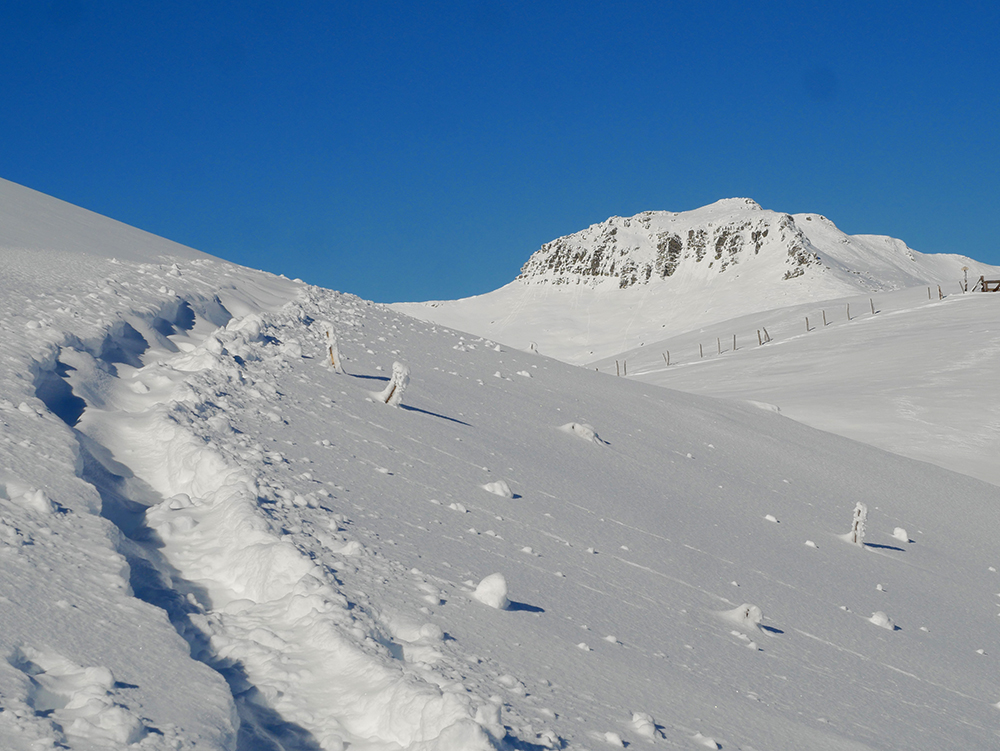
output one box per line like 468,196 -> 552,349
516,198 -> 984,291
396,199 -> 1000,363
515,197 -> 810,289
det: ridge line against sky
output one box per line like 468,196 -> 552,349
2,1 -> 998,303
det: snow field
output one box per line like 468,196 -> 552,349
5,183 -> 1000,750
605,285 -> 1000,487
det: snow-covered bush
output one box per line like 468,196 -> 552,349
473,573 -> 510,610
376,361 -> 409,406
722,603 -> 764,631
630,711 -> 659,738
849,502 -> 868,546
559,422 -> 605,444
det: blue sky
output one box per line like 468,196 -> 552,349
2,1 -> 998,302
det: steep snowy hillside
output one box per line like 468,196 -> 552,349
4,181 -> 1000,751
394,199 -> 998,363
591,284 -> 1000,488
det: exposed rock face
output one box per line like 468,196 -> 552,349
516,198 -> 822,288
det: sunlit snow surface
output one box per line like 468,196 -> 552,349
594,287 -> 1000,487
3,181 -> 1000,749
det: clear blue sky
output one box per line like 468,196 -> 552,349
2,1 -> 998,302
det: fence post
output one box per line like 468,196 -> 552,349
616,360 -> 620,376
733,334 -> 737,351
870,298 -> 875,315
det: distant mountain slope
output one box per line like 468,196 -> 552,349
394,199 -> 999,363
591,284 -> 1000,487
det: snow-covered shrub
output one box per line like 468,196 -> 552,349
473,573 -> 510,610
376,361 -> 409,406
559,422 -> 605,444
724,603 -> 764,630
849,502 -> 868,545
630,711 -> 659,738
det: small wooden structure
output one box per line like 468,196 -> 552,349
973,276 -> 1000,292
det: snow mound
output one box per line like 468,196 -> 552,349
481,480 -> 514,498
473,573 -> 510,610
721,604 -> 764,631
630,711 -> 659,738
692,731 -> 721,748
559,422 -> 605,444
9,647 -> 147,745
870,611 -> 897,630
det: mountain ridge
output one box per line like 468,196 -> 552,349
395,198 -> 1000,363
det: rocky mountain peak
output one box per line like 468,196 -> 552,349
516,200 -> 820,289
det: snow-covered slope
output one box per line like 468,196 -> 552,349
592,284 -> 1000,488
393,199 -> 999,363
4,181 -> 1000,750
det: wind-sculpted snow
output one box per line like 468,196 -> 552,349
5,181 -> 1000,750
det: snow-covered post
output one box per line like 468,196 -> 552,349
850,502 -> 868,546
326,327 -> 343,373
377,361 -> 409,407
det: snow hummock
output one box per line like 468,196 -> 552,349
559,422 -> 605,444
472,573 -> 511,610
721,603 -> 764,632
480,480 -> 514,498
870,611 -> 897,630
